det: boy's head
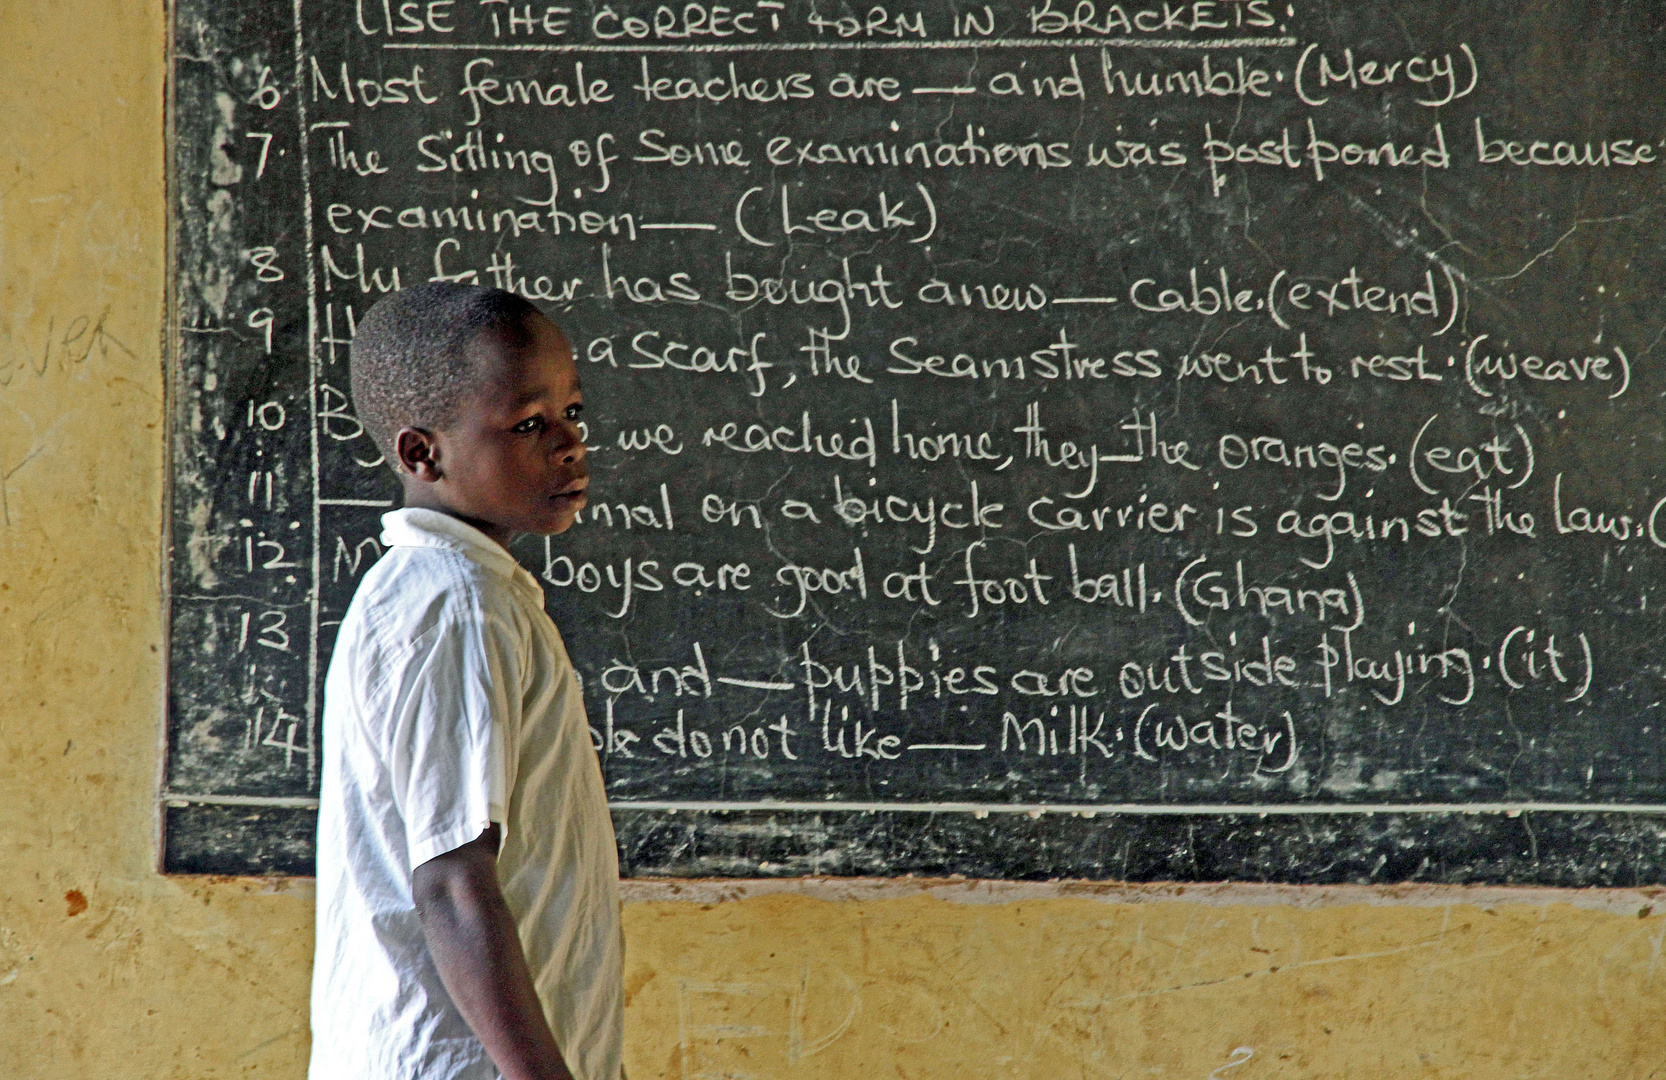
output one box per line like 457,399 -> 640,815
351,284 -> 588,543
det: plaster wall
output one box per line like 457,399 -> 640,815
1,3 -> 1662,1077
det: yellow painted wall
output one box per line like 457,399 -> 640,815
2,3 -> 1663,1077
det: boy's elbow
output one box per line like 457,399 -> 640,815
412,857 -> 466,920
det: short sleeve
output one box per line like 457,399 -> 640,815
386,611 -> 521,870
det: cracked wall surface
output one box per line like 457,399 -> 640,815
1,3 -> 1664,1077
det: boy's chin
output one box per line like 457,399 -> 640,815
494,494 -> 584,537
531,502 -> 584,535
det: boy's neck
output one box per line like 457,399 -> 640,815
398,481 -> 515,550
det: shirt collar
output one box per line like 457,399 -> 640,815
380,508 -> 545,599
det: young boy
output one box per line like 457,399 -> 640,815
310,284 -> 621,1080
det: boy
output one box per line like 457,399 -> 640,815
310,284 -> 621,1080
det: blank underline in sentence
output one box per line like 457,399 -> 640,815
380,36 -> 1300,54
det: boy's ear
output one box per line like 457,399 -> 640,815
395,427 -> 443,483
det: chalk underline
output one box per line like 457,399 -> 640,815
381,36 -> 1299,54
161,794 -> 1666,816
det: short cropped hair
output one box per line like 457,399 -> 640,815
350,284 -> 541,464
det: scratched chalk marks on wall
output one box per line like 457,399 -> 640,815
163,0 -> 1666,880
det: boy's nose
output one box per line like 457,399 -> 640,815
557,424 -> 587,464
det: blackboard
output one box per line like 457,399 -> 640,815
163,0 -> 1666,884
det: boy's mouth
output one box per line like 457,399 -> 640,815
550,481 -> 588,502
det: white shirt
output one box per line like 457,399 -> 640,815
310,509 -> 623,1080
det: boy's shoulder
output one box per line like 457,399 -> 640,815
347,541 -> 520,652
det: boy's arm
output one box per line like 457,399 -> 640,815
413,825 -> 575,1080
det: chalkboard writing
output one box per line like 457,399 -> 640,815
164,0 -> 1666,883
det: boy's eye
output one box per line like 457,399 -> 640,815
512,416 -> 545,434
564,403 -> 584,421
